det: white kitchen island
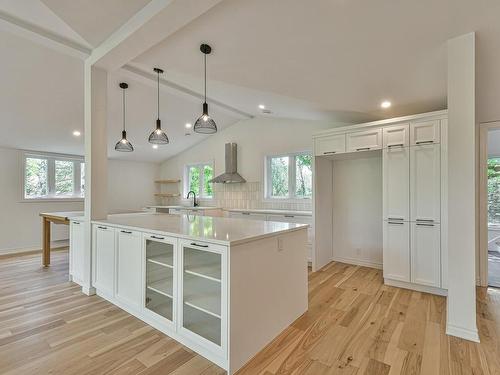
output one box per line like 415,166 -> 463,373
83,213 -> 308,374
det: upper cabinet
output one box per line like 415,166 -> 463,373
314,134 -> 346,156
383,123 -> 409,148
410,120 -> 440,146
346,128 -> 382,152
383,147 -> 410,221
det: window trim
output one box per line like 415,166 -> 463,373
183,161 -> 215,200
21,151 -> 85,202
264,150 -> 312,202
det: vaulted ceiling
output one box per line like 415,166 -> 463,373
0,0 -> 499,162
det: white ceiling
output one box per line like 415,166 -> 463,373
1,0 -> 500,163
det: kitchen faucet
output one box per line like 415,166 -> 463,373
186,191 -> 198,207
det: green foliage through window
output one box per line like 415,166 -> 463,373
267,152 -> 312,199
186,163 -> 213,198
25,158 -> 48,198
488,158 -> 500,224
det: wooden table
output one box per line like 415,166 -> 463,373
39,211 -> 84,267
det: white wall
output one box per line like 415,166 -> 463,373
160,117 -> 345,208
107,158 -> 160,212
0,147 -> 83,254
332,153 -> 383,268
0,147 -> 160,255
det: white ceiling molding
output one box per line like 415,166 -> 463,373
121,64 -> 253,120
0,10 -> 90,59
89,0 -> 224,71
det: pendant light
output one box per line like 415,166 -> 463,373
115,82 -> 134,152
148,68 -> 169,144
194,44 -> 217,134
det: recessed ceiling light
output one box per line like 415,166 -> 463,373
152,144 -> 158,149
381,100 -> 392,109
185,123 -> 192,129
73,130 -> 81,137
258,104 -> 266,109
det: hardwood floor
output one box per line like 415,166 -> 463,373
0,251 -> 498,374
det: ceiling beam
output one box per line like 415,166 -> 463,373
89,0 -> 224,71
0,10 -> 91,59
121,64 -> 253,120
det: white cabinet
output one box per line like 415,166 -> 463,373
410,120 -> 440,145
93,225 -> 116,296
383,221 -> 410,282
314,134 -> 346,156
70,220 -> 84,284
383,147 -> 409,221
144,233 -> 177,326
179,239 -> 227,357
115,229 -> 143,310
229,211 -> 267,220
346,128 -> 382,152
411,223 -> 441,287
383,123 -> 409,148
410,145 -> 441,223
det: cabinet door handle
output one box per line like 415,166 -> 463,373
416,219 -> 434,222
73,221 -> 80,225
388,217 -> 404,221
284,215 -> 295,218
388,222 -> 404,225
356,147 -> 371,151
415,140 -> 434,145
242,212 -> 250,215
388,144 -> 404,148
151,235 -> 165,240
416,223 -> 435,227
323,151 -> 336,155
190,242 -> 209,248
97,226 -> 107,230
121,230 -> 132,234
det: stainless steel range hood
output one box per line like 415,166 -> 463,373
209,143 -> 246,184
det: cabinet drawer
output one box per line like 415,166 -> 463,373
383,123 -> 409,148
314,134 -> 346,156
346,128 -> 382,152
229,211 -> 267,220
411,222 -> 441,287
266,214 -> 312,225
410,120 -> 440,145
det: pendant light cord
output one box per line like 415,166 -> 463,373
204,53 -> 207,102
122,88 -> 126,132
157,70 -> 160,120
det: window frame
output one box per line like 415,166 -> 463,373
21,151 -> 85,202
183,161 -> 215,200
264,150 -> 313,201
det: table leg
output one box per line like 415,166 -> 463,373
42,218 -> 51,267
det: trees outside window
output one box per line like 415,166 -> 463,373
266,152 -> 312,200
185,162 -> 214,199
488,158 -> 500,224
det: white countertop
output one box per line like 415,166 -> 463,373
224,208 -> 312,216
146,205 -> 221,211
92,213 -> 308,246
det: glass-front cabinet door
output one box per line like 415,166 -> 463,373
179,240 -> 226,354
144,234 -> 176,325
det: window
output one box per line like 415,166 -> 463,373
265,152 -> 312,200
184,162 -> 214,199
488,158 -> 500,225
23,152 -> 84,200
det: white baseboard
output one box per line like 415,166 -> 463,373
331,255 -> 382,270
0,240 -> 69,256
384,278 -> 448,296
446,323 -> 480,343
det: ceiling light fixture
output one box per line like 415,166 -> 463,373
381,100 -> 392,109
73,130 -> 81,137
194,44 -> 217,134
185,123 -> 192,129
152,144 -> 158,149
258,104 -> 265,109
115,83 -> 134,152
148,68 -> 169,144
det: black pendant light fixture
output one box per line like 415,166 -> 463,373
148,68 -> 169,144
194,43 -> 217,134
115,82 -> 134,152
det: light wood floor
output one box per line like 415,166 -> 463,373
0,251 -> 498,374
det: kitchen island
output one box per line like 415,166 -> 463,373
82,213 -> 308,374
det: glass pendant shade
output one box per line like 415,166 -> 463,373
194,44 -> 217,134
115,130 -> 134,152
115,82 -> 134,152
194,102 -> 217,134
148,119 -> 169,144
